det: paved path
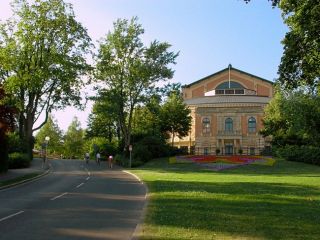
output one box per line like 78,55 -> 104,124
0,159 -> 147,240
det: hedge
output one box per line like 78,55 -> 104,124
8,152 -> 31,169
276,145 -> 320,165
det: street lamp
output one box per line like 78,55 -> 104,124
43,136 -> 50,168
59,140 -> 64,159
129,145 -> 132,168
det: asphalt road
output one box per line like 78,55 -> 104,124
0,159 -> 147,240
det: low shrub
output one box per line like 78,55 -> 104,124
168,146 -> 188,156
137,136 -> 170,158
8,152 -> 31,169
114,154 -> 128,167
276,145 -> 320,165
133,144 -> 153,163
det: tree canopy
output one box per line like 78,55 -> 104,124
261,87 -> 320,147
63,117 -> 85,159
35,115 -> 63,155
278,0 -> 320,93
0,0 -> 92,159
160,92 -> 191,146
95,17 -> 178,151
245,0 -> 320,93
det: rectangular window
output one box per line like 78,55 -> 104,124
225,89 -> 234,94
204,147 -> 209,155
216,90 -> 224,95
235,89 -> 244,94
250,147 -> 255,155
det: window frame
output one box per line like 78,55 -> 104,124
248,117 -> 256,133
202,117 -> 211,134
225,118 -> 233,131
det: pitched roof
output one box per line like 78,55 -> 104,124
182,65 -> 274,88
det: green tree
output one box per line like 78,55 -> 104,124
245,0 -> 320,93
35,115 -> 63,155
63,117 -> 84,159
0,0 -> 92,160
261,87 -> 320,146
159,92 -> 191,146
278,0 -> 320,93
86,90 -> 119,143
131,93 -> 163,139
95,17 -> 178,152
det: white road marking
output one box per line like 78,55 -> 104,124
86,177 -> 90,181
0,211 -> 24,222
123,170 -> 142,182
76,183 -> 84,188
50,192 -> 68,201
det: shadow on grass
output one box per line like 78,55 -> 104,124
139,157 -> 320,176
144,180 -> 320,240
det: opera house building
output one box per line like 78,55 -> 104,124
176,65 -> 274,155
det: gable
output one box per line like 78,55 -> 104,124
182,65 -> 274,99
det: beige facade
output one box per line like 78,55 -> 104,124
175,65 -> 273,155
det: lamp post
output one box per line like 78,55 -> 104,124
44,136 -> 50,168
60,140 -> 64,159
129,145 -> 132,168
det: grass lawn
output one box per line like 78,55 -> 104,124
130,158 -> 320,240
0,173 -> 40,188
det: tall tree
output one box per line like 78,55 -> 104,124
95,17 -> 178,152
261,87 -> 320,146
86,90 -> 119,142
278,0 -> 320,93
35,115 -> 63,154
63,117 -> 84,159
244,0 -> 320,93
159,92 -> 191,147
0,0 -> 92,160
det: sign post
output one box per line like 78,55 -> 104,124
129,145 -> 132,168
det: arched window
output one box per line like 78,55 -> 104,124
215,81 -> 245,95
225,118 -> 233,131
202,117 -> 210,133
248,117 -> 256,133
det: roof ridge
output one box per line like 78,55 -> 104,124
182,65 -> 274,88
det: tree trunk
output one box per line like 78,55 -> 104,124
24,114 -> 34,161
171,132 -> 175,147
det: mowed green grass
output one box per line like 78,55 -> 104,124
131,158 -> 320,240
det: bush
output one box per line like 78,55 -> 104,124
137,136 -> 170,158
7,132 -> 27,153
114,154 -> 128,167
168,146 -> 188,156
8,152 -> 31,169
133,144 -> 153,163
276,145 -> 320,165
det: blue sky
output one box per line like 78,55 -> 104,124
0,0 -> 287,131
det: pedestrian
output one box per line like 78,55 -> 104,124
85,152 -> 90,164
108,155 -> 113,169
96,152 -> 101,165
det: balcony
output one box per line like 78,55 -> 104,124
217,130 -> 242,136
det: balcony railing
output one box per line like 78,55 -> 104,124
217,130 -> 242,136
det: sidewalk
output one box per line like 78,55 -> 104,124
0,158 -> 47,185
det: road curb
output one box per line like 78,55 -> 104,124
0,168 -> 50,191
122,170 -> 149,240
